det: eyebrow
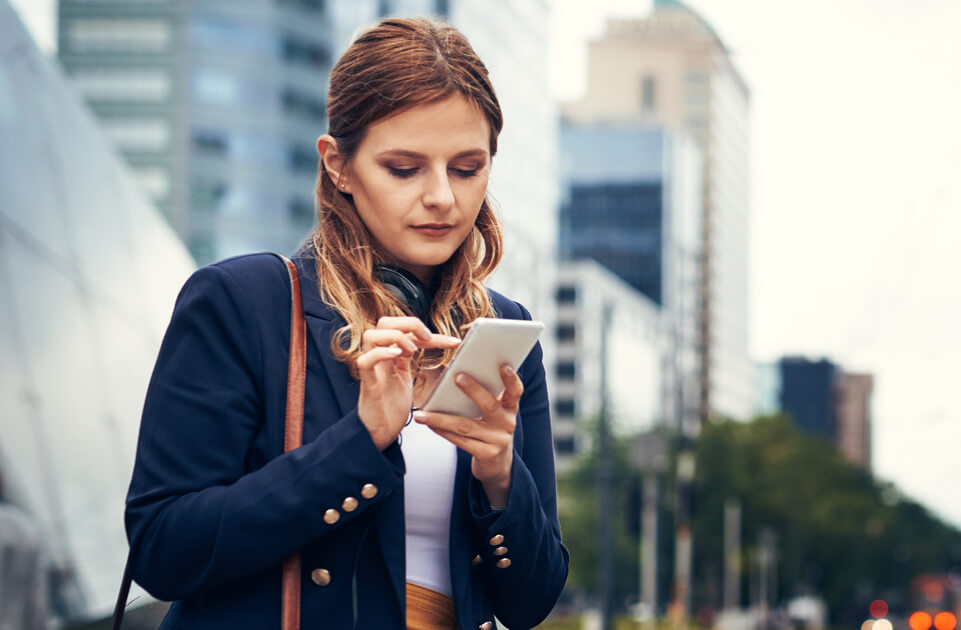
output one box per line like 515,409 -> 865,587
377,148 -> 489,160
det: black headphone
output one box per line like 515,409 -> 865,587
374,265 -> 433,327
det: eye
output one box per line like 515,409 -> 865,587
387,166 -> 418,178
451,166 -> 481,178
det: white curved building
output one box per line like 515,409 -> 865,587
0,2 -> 195,623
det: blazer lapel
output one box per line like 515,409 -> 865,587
295,255 -> 360,416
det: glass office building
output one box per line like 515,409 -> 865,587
58,0 -> 334,265
1,3 -> 195,622
556,124 -> 702,452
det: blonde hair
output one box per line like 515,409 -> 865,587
309,17 -> 504,376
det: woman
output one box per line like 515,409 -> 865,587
125,17 -> 568,630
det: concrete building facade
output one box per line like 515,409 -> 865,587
562,0 -> 753,421
553,261 -> 668,466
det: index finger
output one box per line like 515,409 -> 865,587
375,316 -> 431,341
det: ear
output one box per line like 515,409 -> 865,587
317,135 -> 351,193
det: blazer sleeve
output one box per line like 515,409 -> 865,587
124,263 -> 403,601
467,301 -> 570,628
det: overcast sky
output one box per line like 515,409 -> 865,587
10,0 -> 961,527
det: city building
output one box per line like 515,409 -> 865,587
778,357 -> 839,442
770,357 -> 874,470
1,2 -> 195,622
553,260 -> 669,465
558,123 -> 702,439
57,0 -> 337,264
562,0 -> 754,421
836,372 -> 873,470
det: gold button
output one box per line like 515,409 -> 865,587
471,554 -> 483,566
496,558 -> 511,569
311,568 -> 331,586
489,534 -> 504,546
323,508 -> 340,524
493,546 -> 508,557
479,622 -> 493,630
361,483 -> 378,499
342,497 -> 358,512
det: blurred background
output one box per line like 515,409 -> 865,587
1,0 -> 959,629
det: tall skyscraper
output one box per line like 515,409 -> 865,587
558,123 -> 702,435
836,372 -> 873,470
1,2 -> 195,621
775,358 -> 874,470
563,0 -> 753,421
778,357 -> 839,442
58,0 -> 335,264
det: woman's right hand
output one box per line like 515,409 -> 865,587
356,316 -> 461,450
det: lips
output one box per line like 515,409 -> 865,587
411,223 -> 454,237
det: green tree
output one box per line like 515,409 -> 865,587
691,414 -> 961,626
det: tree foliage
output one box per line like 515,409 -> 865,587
693,414 -> 961,625
556,415 -> 961,626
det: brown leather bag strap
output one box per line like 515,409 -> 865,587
278,254 -> 306,630
112,255 -> 307,630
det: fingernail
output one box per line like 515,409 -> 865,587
455,373 -> 468,385
387,346 -> 402,355
504,364 -> 515,373
412,410 -> 427,421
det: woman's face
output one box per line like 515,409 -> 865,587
339,94 -> 492,285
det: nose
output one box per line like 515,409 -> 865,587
422,166 -> 455,211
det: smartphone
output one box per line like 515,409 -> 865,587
422,318 -> 544,418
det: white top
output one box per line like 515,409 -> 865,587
400,416 -> 458,597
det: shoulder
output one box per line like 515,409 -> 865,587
488,288 -> 533,322
180,252 -> 291,307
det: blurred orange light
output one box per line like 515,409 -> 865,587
871,600 -> 889,618
861,620 -> 875,630
911,612 -> 934,630
934,612 -> 957,630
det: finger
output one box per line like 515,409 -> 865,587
453,373 -> 512,427
361,328 -> 419,353
355,345 -> 404,373
498,364 -> 524,411
375,316 -> 432,340
428,427 -> 504,462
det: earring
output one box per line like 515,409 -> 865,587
340,183 -> 346,189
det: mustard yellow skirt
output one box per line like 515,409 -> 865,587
406,582 -> 457,630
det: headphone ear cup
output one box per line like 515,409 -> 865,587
374,265 -> 433,325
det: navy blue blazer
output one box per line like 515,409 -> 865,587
125,253 -> 569,629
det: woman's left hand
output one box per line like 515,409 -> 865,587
413,364 -> 523,509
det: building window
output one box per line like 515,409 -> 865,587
556,361 -> 576,379
282,36 -> 331,69
68,19 -> 171,52
276,0 -> 325,12
131,166 -> 170,201
281,88 -> 326,121
101,118 -> 170,152
554,399 -> 575,416
641,75 -> 656,113
556,324 -> 576,341
192,130 -> 229,155
554,436 -> 576,455
556,285 -> 577,304
288,144 -> 318,173
70,69 -> 170,102
288,197 -> 315,222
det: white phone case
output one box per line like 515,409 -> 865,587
422,318 -> 544,418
